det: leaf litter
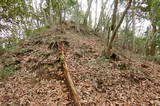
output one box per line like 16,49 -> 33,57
0,25 -> 160,106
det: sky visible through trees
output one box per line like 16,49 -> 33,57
0,0 -> 150,37
33,0 -> 150,36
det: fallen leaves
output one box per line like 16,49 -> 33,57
0,29 -> 160,105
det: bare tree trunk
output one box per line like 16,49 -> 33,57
83,0 -> 93,26
146,23 -> 157,56
46,0 -> 52,25
89,8 -> 92,27
122,13 -> 129,49
132,0 -> 136,51
104,0 -> 132,58
102,0 -> 118,56
33,0 -> 40,28
57,1 -> 63,32
114,12 -> 120,45
40,0 -> 48,26
95,0 -> 108,31
94,0 -> 98,29
76,0 -> 80,32
111,0 -> 118,31
63,9 -> 66,21
103,20 -> 111,50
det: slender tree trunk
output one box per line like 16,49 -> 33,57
146,22 -> 157,56
94,0 -> 98,29
40,0 -> 48,26
76,0 -> 80,32
111,0 -> 118,31
57,1 -> 63,31
83,0 -> 93,26
33,0 -> 40,28
63,2 -> 66,22
103,20 -> 111,50
104,0 -> 132,58
46,0 -> 52,25
102,0 -> 118,57
89,8 -> 92,27
132,0 -> 136,51
123,13 -> 129,49
95,0 -> 108,31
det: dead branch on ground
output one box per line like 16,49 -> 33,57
57,41 -> 81,106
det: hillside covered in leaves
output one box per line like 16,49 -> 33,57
0,23 -> 160,105
1,0 -> 160,105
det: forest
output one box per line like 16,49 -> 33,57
0,0 -> 160,105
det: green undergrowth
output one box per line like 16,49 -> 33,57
0,54 -> 20,79
0,66 -> 17,79
1,57 -> 14,66
25,25 -> 51,36
35,51 -> 48,57
2,43 -> 30,55
88,57 -> 111,65
0,47 -> 6,55
96,57 -> 111,63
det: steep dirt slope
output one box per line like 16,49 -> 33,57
0,25 -> 160,106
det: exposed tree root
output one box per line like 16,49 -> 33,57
61,61 -> 81,106
58,41 -> 81,106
